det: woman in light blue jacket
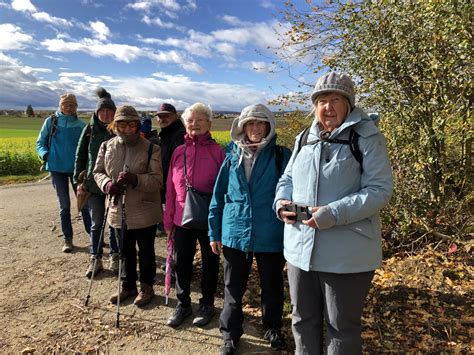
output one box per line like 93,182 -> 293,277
274,72 -> 393,355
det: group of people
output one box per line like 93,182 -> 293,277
36,72 -> 393,355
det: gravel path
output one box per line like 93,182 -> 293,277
0,180 -> 288,354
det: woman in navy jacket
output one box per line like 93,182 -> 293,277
209,104 -> 291,354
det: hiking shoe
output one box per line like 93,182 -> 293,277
264,328 -> 286,350
62,239 -> 73,253
109,254 -> 120,274
85,256 -> 103,279
109,288 -> 138,305
166,304 -> 192,327
193,304 -> 215,327
220,340 -> 237,355
134,283 -> 154,307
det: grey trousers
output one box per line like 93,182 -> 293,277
287,263 -> 374,355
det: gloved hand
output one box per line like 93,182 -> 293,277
43,153 -> 48,162
117,171 -> 138,187
105,181 -> 121,195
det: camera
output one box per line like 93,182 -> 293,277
285,203 -> 312,222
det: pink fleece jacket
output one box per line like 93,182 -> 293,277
164,132 -> 225,231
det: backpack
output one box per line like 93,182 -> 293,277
296,127 -> 364,173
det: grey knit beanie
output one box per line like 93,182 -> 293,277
95,87 -> 116,114
114,105 -> 140,122
310,72 -> 355,107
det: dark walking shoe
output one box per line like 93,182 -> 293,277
193,304 -> 215,327
264,328 -> 286,350
166,304 -> 192,327
220,340 -> 237,355
134,283 -> 154,307
109,288 -> 138,305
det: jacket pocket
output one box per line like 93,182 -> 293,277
347,218 -> 374,239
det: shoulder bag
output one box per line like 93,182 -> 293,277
181,144 -> 212,230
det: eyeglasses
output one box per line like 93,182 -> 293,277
117,121 -> 140,129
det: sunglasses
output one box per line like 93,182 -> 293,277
117,121 -> 140,129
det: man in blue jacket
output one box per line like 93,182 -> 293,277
209,104 -> 291,354
36,93 -> 91,253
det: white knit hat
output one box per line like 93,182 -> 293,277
310,72 -> 355,107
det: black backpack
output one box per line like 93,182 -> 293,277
296,127 -> 364,173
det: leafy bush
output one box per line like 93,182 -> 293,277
274,0 -> 472,250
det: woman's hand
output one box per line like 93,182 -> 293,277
77,183 -> 87,194
210,241 -> 221,255
278,199 -> 296,225
302,207 -> 320,229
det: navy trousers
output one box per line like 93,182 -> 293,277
220,246 -> 286,343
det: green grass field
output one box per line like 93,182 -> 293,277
0,116 -> 233,178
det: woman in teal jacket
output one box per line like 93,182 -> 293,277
36,93 -> 90,253
209,104 -> 291,354
274,73 -> 393,355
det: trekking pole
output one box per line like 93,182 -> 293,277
84,194 -> 113,306
116,186 -> 127,328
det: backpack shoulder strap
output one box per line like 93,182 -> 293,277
274,144 -> 284,174
46,113 -> 58,149
348,129 -> 363,173
296,126 -> 311,154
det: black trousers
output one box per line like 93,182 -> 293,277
220,246 -> 286,343
116,225 -> 157,290
174,226 -> 220,307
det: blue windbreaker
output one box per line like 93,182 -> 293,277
209,137 -> 291,253
36,111 -> 86,173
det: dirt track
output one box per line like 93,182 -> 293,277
0,179 -> 286,354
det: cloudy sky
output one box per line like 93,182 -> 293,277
0,0 -> 314,111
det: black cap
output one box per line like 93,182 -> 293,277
155,103 -> 177,116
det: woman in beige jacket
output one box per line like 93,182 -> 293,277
94,105 -> 163,307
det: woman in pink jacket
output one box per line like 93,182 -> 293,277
164,102 -> 225,328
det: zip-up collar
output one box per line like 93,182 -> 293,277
159,119 -> 184,138
184,131 -> 213,145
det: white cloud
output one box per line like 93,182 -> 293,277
212,21 -> 281,49
137,20 -> 284,67
32,11 -> 71,27
214,42 -> 236,57
260,0 -> 274,9
44,54 -> 65,61
11,0 -> 36,12
142,15 -> 175,29
42,38 -> 143,63
21,66 -> 52,74
89,21 -> 111,41
0,24 -> 34,50
246,60 -> 277,74
0,52 -> 21,65
0,59 -> 280,111
41,37 -> 203,72
221,15 -> 245,26
127,0 -> 181,12
186,0 -> 196,10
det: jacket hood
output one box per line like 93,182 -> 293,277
55,110 -> 77,120
230,104 -> 276,148
312,107 -> 377,140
